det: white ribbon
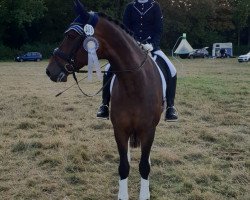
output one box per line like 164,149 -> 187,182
84,37 -> 102,82
87,47 -> 102,81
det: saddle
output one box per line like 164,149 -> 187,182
109,53 -> 167,100
109,50 -> 170,100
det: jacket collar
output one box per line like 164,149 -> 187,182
133,0 -> 155,15
137,0 -> 149,3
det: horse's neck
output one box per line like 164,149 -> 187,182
98,18 -> 144,72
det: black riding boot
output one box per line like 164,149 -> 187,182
154,54 -> 178,121
165,75 -> 178,121
97,71 -> 113,119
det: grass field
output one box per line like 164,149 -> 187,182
0,59 -> 249,200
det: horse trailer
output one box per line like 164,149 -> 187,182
212,43 -> 233,57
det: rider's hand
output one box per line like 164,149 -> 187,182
141,43 -> 154,52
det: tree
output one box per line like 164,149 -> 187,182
159,0 -> 220,49
0,0 -> 47,48
230,0 -> 250,45
0,0 -> 248,56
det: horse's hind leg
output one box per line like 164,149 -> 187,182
139,128 -> 155,200
114,130 -> 130,200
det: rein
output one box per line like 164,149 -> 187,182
55,62 -> 111,97
109,52 -> 148,74
68,52 -> 148,98
55,52 -> 148,98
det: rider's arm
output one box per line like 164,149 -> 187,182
151,2 -> 163,50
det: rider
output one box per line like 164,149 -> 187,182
97,0 -> 178,121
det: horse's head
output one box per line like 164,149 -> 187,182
46,0 -> 105,82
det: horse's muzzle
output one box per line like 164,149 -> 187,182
46,69 -> 67,82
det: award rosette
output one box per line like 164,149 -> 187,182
83,25 -> 102,81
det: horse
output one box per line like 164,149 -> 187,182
46,1 -> 164,199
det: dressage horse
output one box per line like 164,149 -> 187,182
46,1 -> 164,199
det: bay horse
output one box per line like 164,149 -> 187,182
46,1 -> 164,199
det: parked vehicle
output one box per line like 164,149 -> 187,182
238,52 -> 250,62
188,47 -> 209,59
15,52 -> 42,62
212,42 -> 233,57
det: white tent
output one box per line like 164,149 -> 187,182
174,34 -> 194,55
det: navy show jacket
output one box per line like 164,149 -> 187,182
123,0 -> 163,51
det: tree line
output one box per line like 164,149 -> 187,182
0,0 -> 249,59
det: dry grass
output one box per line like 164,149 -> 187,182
0,59 -> 249,200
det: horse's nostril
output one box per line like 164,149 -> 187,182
46,69 -> 50,77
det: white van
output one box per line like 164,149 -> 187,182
212,43 -> 233,57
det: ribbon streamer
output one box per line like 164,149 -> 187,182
87,48 -> 102,81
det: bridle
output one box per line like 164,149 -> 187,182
52,12 -> 99,75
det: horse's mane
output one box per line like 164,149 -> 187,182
97,12 -> 148,53
98,12 -> 134,39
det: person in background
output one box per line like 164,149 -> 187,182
97,0 -> 178,121
220,48 -> 226,58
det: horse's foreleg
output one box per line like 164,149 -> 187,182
139,129 -> 155,200
118,149 -> 130,200
115,131 -> 130,200
127,139 -> 131,163
139,154 -> 151,200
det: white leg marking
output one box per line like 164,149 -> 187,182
139,178 -> 150,200
127,140 -> 131,163
118,178 -> 129,200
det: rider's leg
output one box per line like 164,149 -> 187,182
153,50 -> 178,121
165,73 -> 178,121
97,64 -> 113,119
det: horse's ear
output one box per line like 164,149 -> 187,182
73,0 -> 89,21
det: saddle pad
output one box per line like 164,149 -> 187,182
110,56 -> 166,100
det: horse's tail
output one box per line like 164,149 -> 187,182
129,133 -> 140,148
